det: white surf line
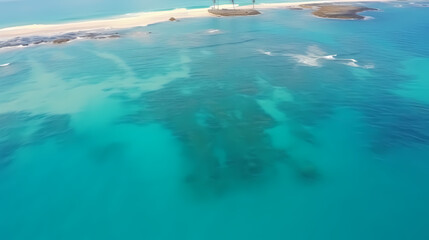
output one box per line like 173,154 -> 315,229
0,0 -> 394,40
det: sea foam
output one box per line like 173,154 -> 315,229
207,29 -> 221,34
281,46 -> 374,69
258,49 -> 273,56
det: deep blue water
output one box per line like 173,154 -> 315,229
1,2 -> 429,240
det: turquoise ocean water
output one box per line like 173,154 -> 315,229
1,2 -> 429,239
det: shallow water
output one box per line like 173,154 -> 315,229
1,2 -> 429,239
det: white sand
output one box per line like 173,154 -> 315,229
0,0 -> 392,40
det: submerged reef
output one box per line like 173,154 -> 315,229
300,4 -> 377,20
129,64 -> 320,197
140,91 -> 282,196
0,112 -> 72,166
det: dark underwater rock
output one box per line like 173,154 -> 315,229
0,142 -> 19,166
297,161 -> 319,180
243,158 -> 263,177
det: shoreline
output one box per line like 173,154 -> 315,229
0,0 -> 392,40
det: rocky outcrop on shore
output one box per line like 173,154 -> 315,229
208,9 -> 261,16
300,4 -> 377,20
53,38 -> 71,44
0,32 -> 120,49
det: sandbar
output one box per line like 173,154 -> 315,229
0,0 -> 392,41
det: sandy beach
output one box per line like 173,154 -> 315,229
0,0 -> 392,40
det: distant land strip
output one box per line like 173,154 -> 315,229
0,0 -> 392,40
